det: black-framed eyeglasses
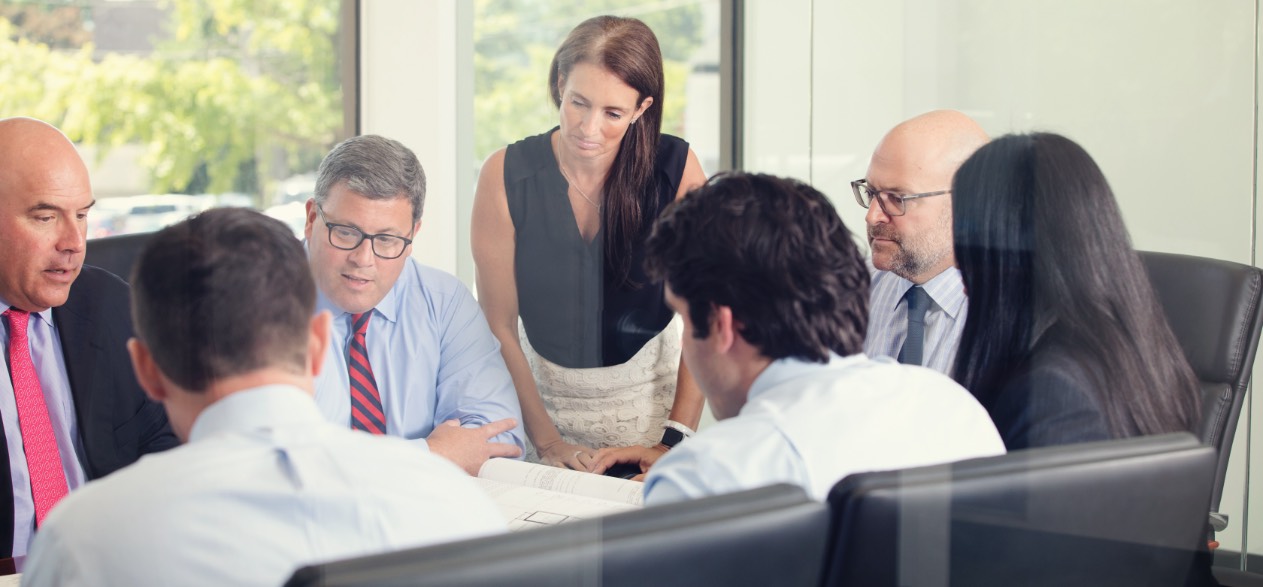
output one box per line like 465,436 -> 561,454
851,179 -> 950,217
316,205 -> 414,260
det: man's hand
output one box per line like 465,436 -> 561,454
588,444 -> 669,481
536,438 -> 598,471
426,418 -> 522,475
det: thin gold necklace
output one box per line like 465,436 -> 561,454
558,163 -> 602,210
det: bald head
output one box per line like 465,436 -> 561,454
0,117 -> 90,197
869,110 -> 989,192
863,110 -> 988,284
0,117 -> 93,311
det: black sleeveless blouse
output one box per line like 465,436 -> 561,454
504,128 -> 688,369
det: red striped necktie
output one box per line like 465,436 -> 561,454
348,312 -> 385,434
4,308 -> 69,525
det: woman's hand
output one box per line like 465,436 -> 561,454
587,444 -> 669,481
536,438 -> 599,471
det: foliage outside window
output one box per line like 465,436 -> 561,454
473,0 -> 710,164
1,0 -> 344,236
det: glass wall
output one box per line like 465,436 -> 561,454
1,0 -> 351,237
745,0 -> 1259,566
472,0 -> 722,173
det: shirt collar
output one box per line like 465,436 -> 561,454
746,352 -> 868,404
885,267 -> 967,320
188,385 -> 326,443
0,294 -> 54,328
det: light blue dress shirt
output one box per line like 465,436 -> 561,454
864,265 -> 968,375
644,354 -> 1005,505
22,385 -> 506,587
0,296 -> 86,557
312,257 -> 525,451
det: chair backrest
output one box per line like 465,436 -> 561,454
285,483 -> 830,587
85,232 -> 156,283
822,433 -> 1215,587
1140,250 -> 1263,519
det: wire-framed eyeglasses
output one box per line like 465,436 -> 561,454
851,179 -> 950,217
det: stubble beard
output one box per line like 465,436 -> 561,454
872,218 -> 953,282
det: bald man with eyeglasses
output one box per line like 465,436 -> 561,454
856,110 -> 988,375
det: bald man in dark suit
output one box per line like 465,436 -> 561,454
0,117 -> 176,558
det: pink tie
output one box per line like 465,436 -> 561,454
4,309 -> 69,526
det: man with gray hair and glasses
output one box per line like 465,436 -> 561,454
304,135 -> 524,474
855,110 -> 988,374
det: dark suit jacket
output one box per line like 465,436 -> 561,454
989,343 -> 1112,451
0,265 -> 178,555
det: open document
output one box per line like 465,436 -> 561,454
476,458 -> 643,531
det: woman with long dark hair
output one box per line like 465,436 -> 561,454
472,16 -> 707,470
951,132 -> 1200,449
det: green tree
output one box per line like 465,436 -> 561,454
1,0 -> 343,203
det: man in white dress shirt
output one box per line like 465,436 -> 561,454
637,173 -> 1005,504
856,110 -> 988,374
23,208 -> 504,587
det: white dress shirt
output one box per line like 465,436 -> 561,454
864,265 -> 968,375
23,385 -> 505,587
644,354 -> 1005,504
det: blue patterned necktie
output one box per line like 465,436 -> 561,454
897,286 -> 931,366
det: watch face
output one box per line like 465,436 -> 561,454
661,427 -> 685,448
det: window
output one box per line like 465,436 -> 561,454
1,0 -> 352,237
473,0 -> 722,172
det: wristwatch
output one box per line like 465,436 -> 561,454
660,426 -> 686,449
659,419 -> 695,449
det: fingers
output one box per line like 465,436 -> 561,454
561,447 -> 594,471
486,441 -> 523,460
478,418 -> 518,439
588,448 -> 626,474
631,473 -> 646,482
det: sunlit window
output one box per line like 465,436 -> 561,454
1,0 -> 348,238
473,0 -> 721,172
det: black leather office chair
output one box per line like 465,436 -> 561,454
85,232 -> 156,283
1140,251 -> 1263,532
822,433 -> 1215,587
285,483 -> 829,587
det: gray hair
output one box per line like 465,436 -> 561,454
314,135 -> 426,224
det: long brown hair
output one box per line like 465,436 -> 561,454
549,15 -> 664,285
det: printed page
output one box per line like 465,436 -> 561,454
478,458 -> 644,506
475,478 -> 639,531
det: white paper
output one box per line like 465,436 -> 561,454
474,459 -> 644,530
478,458 -> 644,506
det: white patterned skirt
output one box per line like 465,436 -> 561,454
520,315 -> 682,460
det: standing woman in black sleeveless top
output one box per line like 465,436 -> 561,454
472,16 -> 707,471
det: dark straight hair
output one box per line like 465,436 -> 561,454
951,132 -> 1200,438
550,15 -> 664,285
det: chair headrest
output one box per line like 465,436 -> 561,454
1140,251 -> 1263,384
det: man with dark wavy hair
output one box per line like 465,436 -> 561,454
601,172 -> 1004,503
